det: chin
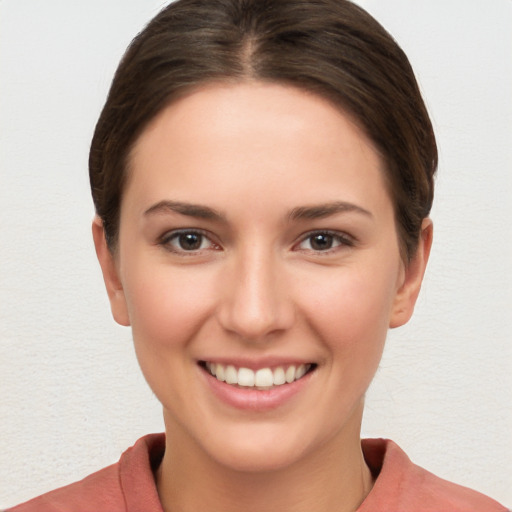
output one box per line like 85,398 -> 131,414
212,442 -> 306,473
199,423 -> 321,474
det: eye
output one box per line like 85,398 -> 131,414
160,229 -> 219,253
296,231 -> 354,252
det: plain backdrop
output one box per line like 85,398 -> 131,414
1,0 -> 511,508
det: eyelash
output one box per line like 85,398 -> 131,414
158,229 -> 355,255
158,229 -> 220,254
294,230 -> 355,254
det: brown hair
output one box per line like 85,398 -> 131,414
89,0 -> 437,261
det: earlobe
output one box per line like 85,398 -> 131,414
389,218 -> 433,328
92,217 -> 131,327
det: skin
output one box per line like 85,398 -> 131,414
93,82 -> 432,512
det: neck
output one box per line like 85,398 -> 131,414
156,405 -> 374,512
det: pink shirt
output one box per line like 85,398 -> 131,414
8,434 -> 508,512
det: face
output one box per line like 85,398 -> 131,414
94,82 -> 430,472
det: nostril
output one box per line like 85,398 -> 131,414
217,300 -> 295,341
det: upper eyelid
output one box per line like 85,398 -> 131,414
157,228 -> 354,250
158,228 -> 220,250
297,229 -> 355,243
160,227 -> 214,240
293,230 -> 356,252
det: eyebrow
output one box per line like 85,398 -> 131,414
144,200 -> 372,223
288,201 -> 373,221
144,200 -> 225,222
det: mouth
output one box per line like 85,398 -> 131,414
199,361 -> 317,390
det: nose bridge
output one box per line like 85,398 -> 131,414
218,241 -> 293,340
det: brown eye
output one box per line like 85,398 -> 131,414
309,233 -> 334,251
178,233 -> 203,251
160,230 -> 218,253
296,231 -> 354,252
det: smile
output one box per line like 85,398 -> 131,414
202,362 -> 314,389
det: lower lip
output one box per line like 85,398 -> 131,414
200,366 -> 314,411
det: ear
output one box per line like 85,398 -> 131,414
92,216 -> 130,326
389,218 -> 433,328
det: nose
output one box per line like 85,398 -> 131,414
217,248 -> 295,342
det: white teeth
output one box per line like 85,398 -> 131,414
273,366 -> 286,385
215,364 -> 225,382
225,365 -> 237,384
296,364 -> 307,379
238,367 -> 255,387
285,365 -> 296,383
255,368 -> 273,387
205,362 -> 312,388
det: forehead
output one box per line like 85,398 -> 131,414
124,81 -> 390,219
132,81 -> 377,157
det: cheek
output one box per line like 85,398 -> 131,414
294,259 -> 399,359
119,259 -> 222,414
122,260 -> 218,350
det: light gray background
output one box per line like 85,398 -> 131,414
1,0 -> 511,507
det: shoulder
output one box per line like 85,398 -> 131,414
6,463 -> 123,512
6,434 -> 165,512
359,438 -> 508,512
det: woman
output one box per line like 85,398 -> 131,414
6,0 -> 508,510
